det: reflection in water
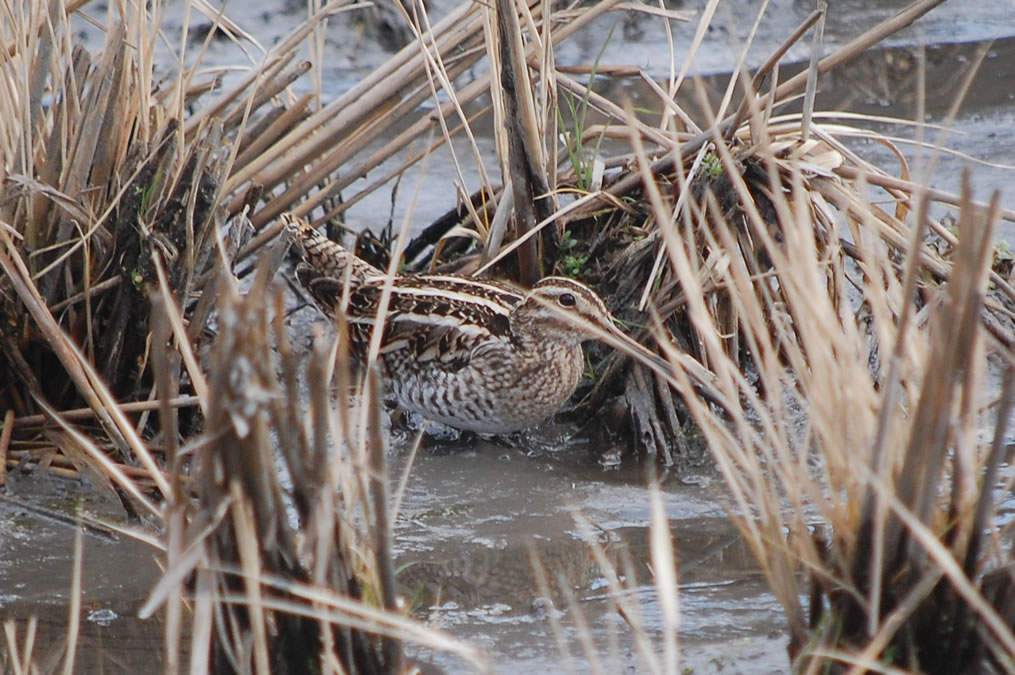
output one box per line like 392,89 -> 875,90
400,537 -> 604,614
393,440 -> 788,671
398,520 -> 763,616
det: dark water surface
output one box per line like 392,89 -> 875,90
4,1 -> 1014,672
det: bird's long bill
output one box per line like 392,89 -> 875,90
600,324 -> 730,413
534,293 -> 729,412
601,324 -> 685,386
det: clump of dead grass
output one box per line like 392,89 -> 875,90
682,159 -> 1015,671
639,58 -> 1015,675
0,1 -> 313,480
338,0 -> 1011,467
136,252 -> 484,672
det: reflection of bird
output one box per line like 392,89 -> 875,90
283,212 -> 722,433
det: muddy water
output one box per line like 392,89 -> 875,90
390,442 -> 785,672
0,472 -> 165,669
3,1 -> 1014,673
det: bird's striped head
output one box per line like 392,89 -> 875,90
514,276 -> 617,343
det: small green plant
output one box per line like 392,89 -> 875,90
701,150 -> 723,179
556,24 -> 616,190
561,229 -> 589,277
137,165 -> 166,221
131,267 -> 145,290
563,252 -> 589,277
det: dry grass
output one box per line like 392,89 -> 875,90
0,0 -> 498,669
667,148 -> 1015,669
621,31 -> 1015,675
135,250 -> 484,672
3,0 -> 1015,672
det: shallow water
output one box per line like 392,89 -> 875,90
390,441 -> 787,673
4,1 -> 1015,672
0,471 -> 164,670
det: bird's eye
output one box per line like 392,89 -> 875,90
558,292 -> 576,307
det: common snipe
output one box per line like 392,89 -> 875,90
282,212 -> 713,433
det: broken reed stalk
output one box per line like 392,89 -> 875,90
494,0 -> 556,285
0,409 -> 12,486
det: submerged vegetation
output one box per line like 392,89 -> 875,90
2,0 -> 1014,672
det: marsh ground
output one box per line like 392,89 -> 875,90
2,1 -> 1014,672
